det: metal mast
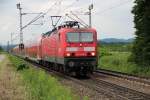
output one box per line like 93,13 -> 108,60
7,41 -> 10,53
11,33 -> 13,46
17,3 -> 23,45
89,4 -> 93,28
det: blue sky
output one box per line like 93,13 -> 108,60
0,0 -> 135,45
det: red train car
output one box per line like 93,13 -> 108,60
13,21 -> 98,76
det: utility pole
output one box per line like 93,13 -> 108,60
7,41 -> 10,53
11,33 -> 13,46
10,33 -> 13,53
16,3 -> 43,51
17,3 -> 23,45
89,4 -> 93,28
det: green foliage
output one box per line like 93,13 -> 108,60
99,44 -> 150,77
98,47 -> 112,58
99,43 -> 132,58
0,46 -> 2,50
99,43 -> 133,52
17,64 -> 29,71
0,46 -> 3,53
99,51 -> 150,77
131,0 -> 150,66
8,55 -> 78,100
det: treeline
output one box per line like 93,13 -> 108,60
131,0 -> 150,66
0,46 -> 3,51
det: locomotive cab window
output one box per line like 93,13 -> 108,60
67,32 -> 80,42
67,32 -> 93,42
80,32 -> 93,42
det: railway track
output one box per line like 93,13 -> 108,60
90,76 -> 150,100
95,69 -> 150,85
23,59 -> 150,100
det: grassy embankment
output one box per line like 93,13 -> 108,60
8,55 -> 83,100
0,49 -> 4,54
98,43 -> 150,77
0,55 -> 27,100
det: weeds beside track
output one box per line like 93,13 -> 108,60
8,54 -> 78,100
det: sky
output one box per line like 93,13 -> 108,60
0,0 -> 135,45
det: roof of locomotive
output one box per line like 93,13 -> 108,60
58,27 -> 97,34
42,21 -> 97,36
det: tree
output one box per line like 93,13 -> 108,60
131,0 -> 150,66
0,46 -> 3,51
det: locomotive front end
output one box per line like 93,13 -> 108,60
64,29 -> 98,75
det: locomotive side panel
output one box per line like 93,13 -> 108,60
41,32 -> 58,63
55,30 -> 66,65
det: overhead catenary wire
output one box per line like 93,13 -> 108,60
70,11 -> 89,27
22,12 -> 44,29
63,0 -> 80,12
54,0 -> 80,20
10,33 -> 20,42
70,0 -> 133,16
42,0 -> 80,28
57,0 -> 89,27
22,0 -> 63,30
55,1 -> 63,16
21,0 -> 134,31
35,0 -> 69,29
65,13 -> 88,27
95,0 -> 134,15
59,0 -> 93,28
11,34 -> 20,44
93,0 -> 134,32
62,0 -> 134,29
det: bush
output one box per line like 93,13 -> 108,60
17,64 -> 29,71
99,47 -> 112,58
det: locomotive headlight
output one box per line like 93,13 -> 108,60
91,52 -> 95,56
66,53 -> 71,57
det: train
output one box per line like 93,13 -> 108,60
12,21 -> 98,76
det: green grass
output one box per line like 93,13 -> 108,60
98,44 -> 150,77
100,43 -> 132,52
8,55 -> 81,100
0,50 -> 3,54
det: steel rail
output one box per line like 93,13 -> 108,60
95,69 -> 150,85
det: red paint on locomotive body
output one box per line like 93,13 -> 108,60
39,28 -> 97,61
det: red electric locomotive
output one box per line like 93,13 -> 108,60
13,21 -> 98,76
